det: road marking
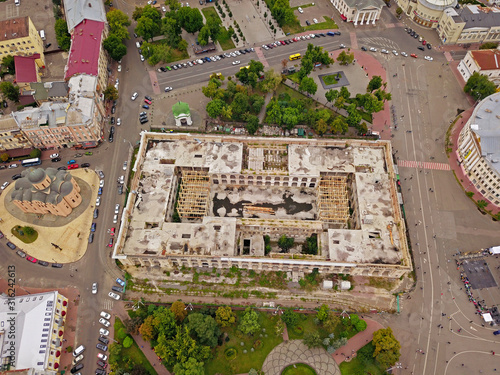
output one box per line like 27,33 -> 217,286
397,160 -> 451,171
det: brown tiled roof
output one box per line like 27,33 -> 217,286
470,50 -> 500,71
0,17 -> 29,42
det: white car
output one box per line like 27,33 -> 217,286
232,60 -> 240,65
8,164 -> 18,169
113,214 -> 118,224
99,318 -> 110,327
99,180 -> 104,188
1,182 -> 10,190
118,175 -> 124,184
73,354 -> 84,365
95,197 -> 101,206
262,44 -> 269,50
234,50 -> 241,56
50,153 -> 59,159
164,86 -> 173,92
401,52 -> 408,57
140,54 -> 145,62
131,92 -> 138,101
108,292 -> 121,300
298,6 -> 303,13
97,353 -> 108,361
115,203 -> 120,213
99,328 -> 109,336
186,2 -> 189,6
118,65 -> 121,72
392,50 -> 398,56
92,282 -> 98,294
424,56 -> 433,61
230,52 -> 236,57
117,118 -> 121,126
196,59 -> 204,64
123,161 -> 127,170
369,47 -> 377,52
339,44 -> 346,49
313,18 -> 318,24
381,49 -> 389,54
100,311 -> 111,320
162,5 -> 167,11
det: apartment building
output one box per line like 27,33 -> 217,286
458,49 -> 500,86
0,17 -> 45,68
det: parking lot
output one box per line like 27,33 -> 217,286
289,0 -> 335,27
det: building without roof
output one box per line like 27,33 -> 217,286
0,116 -> 30,152
0,291 -> 68,373
112,133 -> 412,279
458,92 -> 500,207
63,0 -> 107,33
458,49 -> 500,86
0,17 -> 45,68
330,0 -> 384,25
64,19 -> 108,93
10,167 -> 82,217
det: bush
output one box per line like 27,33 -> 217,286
116,327 -> 128,341
123,336 -> 133,348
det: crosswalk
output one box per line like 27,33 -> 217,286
357,36 -> 400,51
102,299 -> 114,311
397,160 -> 451,171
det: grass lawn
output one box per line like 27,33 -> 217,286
321,74 -> 340,86
287,314 -> 318,340
113,318 -> 158,375
339,342 -> 386,375
201,7 -> 235,50
283,15 -> 338,35
169,48 -> 190,63
11,225 -> 37,244
204,311 -> 283,374
282,363 -> 317,375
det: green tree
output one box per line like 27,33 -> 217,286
303,331 -> 322,348
215,306 -> 236,327
246,115 -> 260,135
162,17 -> 182,48
103,34 -> 128,61
197,25 -> 211,46
103,85 -> 119,101
479,42 -> 499,49
0,153 -> 9,162
54,19 -> 71,51
170,301 -> 188,323
123,336 -> 133,348
314,118 -> 328,135
330,116 -> 348,134
278,234 -> 294,253
186,313 -> 221,347
236,60 -> 264,87
206,99 -> 225,118
155,326 -> 211,367
396,7 -> 403,16
317,304 -> 329,322
339,86 -> 350,99
336,50 -> 354,65
346,104 -> 362,129
152,307 -> 177,339
299,76 -> 318,95
372,327 -> 401,369
260,68 -> 282,93
301,233 -> 318,255
355,319 -> 367,332
135,16 -> 159,41
22,226 -> 35,236
107,8 -> 131,40
323,312 -> 340,332
125,316 -> 144,335
281,308 -> 299,328
464,72 -> 496,101
239,307 -> 260,335
178,7 -> 204,34
108,343 -> 122,367
230,92 -> 250,119
282,107 -> 300,129
173,358 -> 205,375
477,200 -> 488,209
325,89 -> 339,104
0,82 -> 20,102
249,94 -> 265,114
142,5 -> 162,23
334,96 -> 345,109
367,76 -> 383,92
206,14 -> 222,42
139,315 -> 155,341
29,148 -> 41,158
132,6 -> 144,20
1,55 -> 15,75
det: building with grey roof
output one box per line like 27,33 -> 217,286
63,0 -> 106,33
29,82 -> 69,106
112,133 -> 412,280
458,91 -> 500,207
10,167 -> 82,217
330,0 -> 384,25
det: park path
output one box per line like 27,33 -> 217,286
332,317 -> 384,365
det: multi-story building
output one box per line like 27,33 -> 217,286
14,55 -> 41,93
458,91 -> 500,207
63,0 -> 107,34
0,116 -> 30,152
12,75 -> 103,149
0,17 -> 45,68
437,5 -> 500,45
458,49 -> 500,86
396,0 -> 457,28
30,81 -> 69,106
0,291 -> 69,373
330,0 -> 384,25
10,167 -> 82,217
113,133 -> 412,279
64,19 -> 108,93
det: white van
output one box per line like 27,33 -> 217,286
14,0 -> 20,6
135,41 -> 140,49
73,345 -> 85,357
40,30 -> 46,40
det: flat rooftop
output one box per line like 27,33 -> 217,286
116,134 -> 407,267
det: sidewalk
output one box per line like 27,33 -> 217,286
332,317 -> 384,365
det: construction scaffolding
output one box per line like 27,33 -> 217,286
176,169 -> 211,220
317,175 -> 349,224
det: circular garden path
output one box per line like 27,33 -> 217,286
261,340 -> 341,375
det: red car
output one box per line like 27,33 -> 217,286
68,163 -> 79,169
422,40 -> 426,45
411,53 -> 418,58
26,256 -> 37,263
108,238 -> 114,247
110,227 -> 115,236
144,99 -> 152,105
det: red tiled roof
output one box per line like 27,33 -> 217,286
64,19 -> 104,80
470,50 -> 500,71
14,54 -> 40,83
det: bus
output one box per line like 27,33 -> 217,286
21,157 -> 41,167
289,53 -> 301,61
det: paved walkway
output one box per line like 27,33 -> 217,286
261,340 -> 341,375
332,317 -> 383,364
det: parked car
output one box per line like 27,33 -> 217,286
91,223 -> 97,232
108,292 -> 120,300
16,250 -> 26,258
26,256 -> 37,263
7,242 -> 16,250
116,278 -> 126,287
38,260 -> 49,267
94,208 -> 99,218
99,328 -> 109,336
12,174 -> 22,180
68,164 -> 79,170
70,364 -> 84,374
52,263 -> 63,268
98,336 -> 110,345
96,197 -> 101,206
96,343 -> 108,351
97,361 -> 107,369
92,282 -> 98,294
50,153 -> 59,159
1,182 -> 10,190
112,286 -> 124,293
131,92 -> 138,101
99,318 -> 110,327
81,163 -> 90,168
88,233 -> 94,243
100,311 -> 111,320
57,166 -> 67,171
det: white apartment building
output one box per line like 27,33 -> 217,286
458,49 -> 500,86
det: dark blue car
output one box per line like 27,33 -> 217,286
91,223 -> 96,232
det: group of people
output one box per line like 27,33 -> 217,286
459,267 -> 490,316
